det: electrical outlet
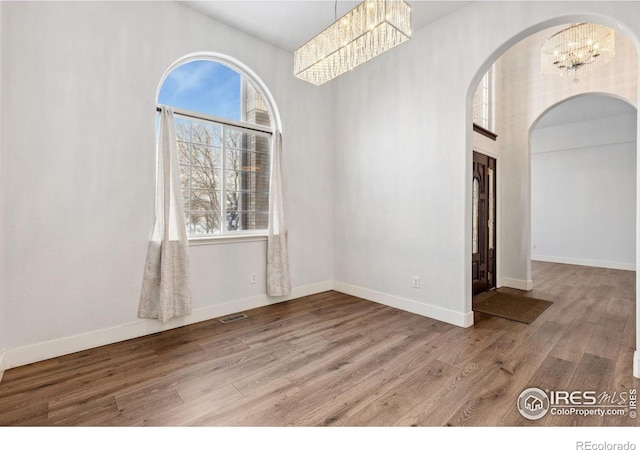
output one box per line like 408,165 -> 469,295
412,276 -> 420,289
532,243 -> 537,250
250,273 -> 257,284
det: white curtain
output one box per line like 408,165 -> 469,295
267,131 -> 292,296
139,106 -> 192,322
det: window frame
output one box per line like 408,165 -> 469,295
164,105 -> 274,242
473,65 -> 495,134
156,53 -> 282,246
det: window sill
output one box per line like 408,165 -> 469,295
473,123 -> 498,141
188,234 -> 268,246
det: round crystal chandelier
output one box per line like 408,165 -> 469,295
541,23 -> 615,82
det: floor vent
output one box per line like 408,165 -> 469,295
218,314 -> 248,324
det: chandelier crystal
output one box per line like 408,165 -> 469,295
294,0 -> 412,86
541,23 -> 615,82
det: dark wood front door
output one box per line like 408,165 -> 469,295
472,151 -> 496,296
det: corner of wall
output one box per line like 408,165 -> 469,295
532,255 -> 636,272
333,281 -> 473,328
499,277 -> 533,291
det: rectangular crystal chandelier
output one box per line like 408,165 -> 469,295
293,0 -> 412,86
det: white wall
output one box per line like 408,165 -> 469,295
532,110 -> 637,270
331,1 -> 640,351
0,1 -> 334,369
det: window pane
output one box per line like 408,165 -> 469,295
191,122 -> 222,147
179,165 -> 191,208
227,212 -> 269,232
224,128 -> 270,232
177,141 -> 190,164
174,118 -> 192,141
225,129 -> 243,150
159,60 -> 242,122
190,211 -> 221,236
191,188 -> 220,212
158,60 -> 272,128
472,67 -> 493,131
243,81 -> 272,128
175,116 -> 225,236
191,145 -> 220,169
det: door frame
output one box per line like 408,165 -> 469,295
472,149 -> 499,296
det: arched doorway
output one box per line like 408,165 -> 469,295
531,94 -> 637,271
467,16 -> 640,378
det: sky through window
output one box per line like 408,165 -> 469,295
158,60 -> 241,120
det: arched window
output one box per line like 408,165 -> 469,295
157,57 -> 277,238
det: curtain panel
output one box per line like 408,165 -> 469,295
267,131 -> 292,297
139,106 -> 192,323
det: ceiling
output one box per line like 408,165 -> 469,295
182,1 -> 638,128
535,96 -> 636,129
182,1 -> 472,52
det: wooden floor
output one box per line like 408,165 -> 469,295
0,261 -> 638,426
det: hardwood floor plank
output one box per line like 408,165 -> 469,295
338,360 -> 453,426
47,396 -> 119,426
289,329 -> 449,426
603,297 -> 632,323
574,296 -> 610,326
437,327 -> 507,368
282,334 -> 427,425
543,287 -> 593,326
184,379 -> 300,426
0,347 -> 112,388
394,361 -> 490,426
0,262 -> 635,427
549,320 -> 597,364
585,318 -> 625,361
498,319 -> 566,378
0,399 -> 50,426
292,367 -> 409,426
444,364 -> 516,426
110,387 -> 184,426
139,384 -> 245,426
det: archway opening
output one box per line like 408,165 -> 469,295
531,94 -> 637,272
467,20 -> 639,381
469,18 -> 638,299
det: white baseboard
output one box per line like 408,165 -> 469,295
634,350 -> 640,379
532,254 -> 636,272
333,281 -> 473,328
0,280 -> 333,373
500,277 -> 533,291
